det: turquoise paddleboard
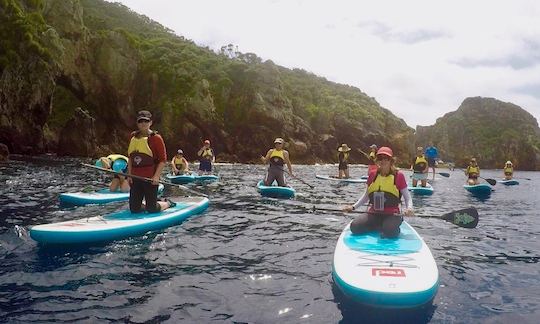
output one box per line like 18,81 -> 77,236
257,180 -> 295,198
31,197 -> 209,245
333,221 -> 439,308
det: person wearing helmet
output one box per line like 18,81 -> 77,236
95,154 -> 130,192
260,137 -> 293,186
503,160 -> 514,180
171,149 -> 190,175
343,146 -> 414,238
197,139 -> 214,175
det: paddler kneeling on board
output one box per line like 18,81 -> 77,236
260,137 -> 293,187
503,160 -> 513,180
465,158 -> 480,185
95,154 -> 130,192
343,146 -> 414,238
128,110 -> 174,212
171,149 -> 190,175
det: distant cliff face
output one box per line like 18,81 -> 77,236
1,0 -> 415,163
415,97 -> 540,170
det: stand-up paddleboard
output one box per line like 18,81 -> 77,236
59,184 -> 164,206
166,173 -> 196,184
30,197 -> 209,245
498,179 -> 519,186
463,183 -> 492,195
333,221 -> 439,308
316,175 -> 367,183
407,183 -> 434,195
257,180 -> 295,198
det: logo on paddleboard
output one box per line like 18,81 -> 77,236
371,268 -> 406,277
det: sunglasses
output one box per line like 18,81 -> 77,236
377,155 -> 391,161
137,119 -> 150,123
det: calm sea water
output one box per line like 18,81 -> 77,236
0,155 -> 539,323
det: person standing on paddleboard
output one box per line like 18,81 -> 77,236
95,154 -> 130,192
424,143 -> 438,180
197,139 -> 215,175
261,137 -> 293,186
343,146 -> 414,238
411,146 -> 429,188
337,143 -> 351,179
367,144 -> 378,174
127,110 -> 174,213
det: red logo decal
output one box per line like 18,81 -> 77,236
371,268 -> 406,277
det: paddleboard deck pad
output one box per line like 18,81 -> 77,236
59,184 -> 164,206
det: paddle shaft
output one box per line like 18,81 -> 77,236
312,206 -> 479,228
281,169 -> 314,188
82,163 -> 208,197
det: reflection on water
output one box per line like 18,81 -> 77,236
0,156 -> 539,323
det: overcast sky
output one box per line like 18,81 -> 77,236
112,0 -> 540,128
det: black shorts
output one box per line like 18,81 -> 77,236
338,161 -> 348,170
427,158 -> 436,167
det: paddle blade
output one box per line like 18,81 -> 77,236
485,178 -> 497,186
438,172 -> 450,177
440,208 -> 479,228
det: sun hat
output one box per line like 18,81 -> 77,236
177,149 -> 184,154
417,146 -> 423,151
274,137 -> 284,144
376,146 -> 393,157
204,139 -> 210,144
370,144 -> 377,149
338,143 -> 351,152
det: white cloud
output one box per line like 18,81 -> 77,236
111,0 -> 540,127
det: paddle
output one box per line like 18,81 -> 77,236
438,172 -> 450,177
456,167 -> 496,186
312,206 -> 479,229
283,169 -> 314,188
510,177 -> 531,181
81,163 -> 208,197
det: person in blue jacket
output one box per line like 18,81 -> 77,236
424,143 -> 438,180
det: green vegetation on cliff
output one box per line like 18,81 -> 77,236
3,0 -> 415,163
415,97 -> 540,170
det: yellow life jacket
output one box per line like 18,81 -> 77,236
338,151 -> 349,163
413,155 -> 428,172
504,166 -> 513,174
367,172 -> 401,207
107,154 -> 128,163
128,133 -> 155,168
368,151 -> 376,164
173,156 -> 187,170
467,165 -> 480,175
270,149 -> 285,166
200,148 -> 213,160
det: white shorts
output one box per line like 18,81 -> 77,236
412,172 -> 428,181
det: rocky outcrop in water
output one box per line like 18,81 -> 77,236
415,97 -> 540,170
